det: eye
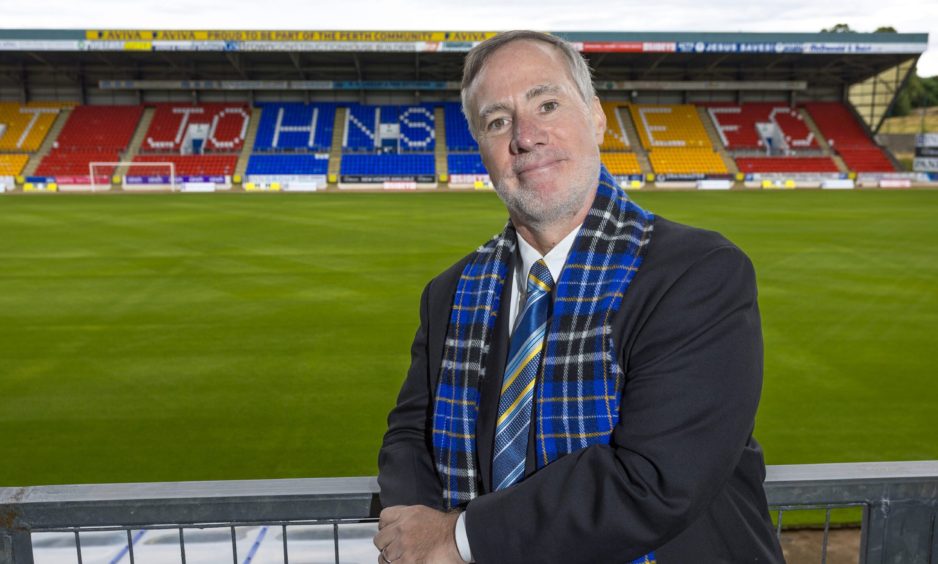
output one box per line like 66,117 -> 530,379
486,117 -> 509,132
540,100 -> 559,113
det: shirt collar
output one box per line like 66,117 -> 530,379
516,224 -> 582,287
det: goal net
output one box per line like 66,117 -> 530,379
89,161 -> 178,192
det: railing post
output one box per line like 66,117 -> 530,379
862,499 -> 937,564
0,530 -> 34,564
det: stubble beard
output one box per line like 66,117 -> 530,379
494,157 -> 600,230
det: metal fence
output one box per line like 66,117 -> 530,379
1,461 -> 936,564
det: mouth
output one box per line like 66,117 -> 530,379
516,158 -> 563,176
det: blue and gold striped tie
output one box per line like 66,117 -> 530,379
493,259 -> 554,491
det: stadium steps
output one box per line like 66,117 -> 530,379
697,106 -> 739,175
799,109 -> 848,173
235,107 -> 262,180
23,107 -> 71,177
115,107 -> 156,178
327,107 -> 347,187
618,106 -> 653,176
434,106 -> 448,187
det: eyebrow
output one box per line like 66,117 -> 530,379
476,83 -> 563,125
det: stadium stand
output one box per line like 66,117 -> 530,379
648,148 -> 728,175
600,102 -> 630,151
801,102 -> 896,172
253,103 -> 335,152
629,104 -> 712,149
246,154 -> 329,175
735,157 -> 840,174
601,152 -> 642,175
0,103 -> 63,152
142,104 -> 251,153
343,104 -> 436,152
705,103 -> 817,150
0,154 -> 29,176
35,105 -> 143,179
132,154 -> 238,176
444,102 -> 478,152
340,153 -> 435,177
53,105 -> 142,150
447,153 -> 486,176
36,151 -> 120,177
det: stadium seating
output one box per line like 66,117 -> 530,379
835,147 -> 896,173
35,151 -> 120,177
253,103 -> 336,151
705,103 -> 817,150
447,153 -> 487,175
344,104 -> 436,152
246,154 -> 329,175
132,154 -> 238,176
53,105 -> 142,151
600,102 -> 630,150
801,102 -> 896,172
444,102 -> 478,151
142,104 -> 251,153
629,104 -> 712,149
648,148 -> 728,175
35,105 -> 143,180
0,154 -> 29,176
735,157 -> 839,174
601,152 -> 642,175
340,153 -> 435,177
0,103 -> 63,152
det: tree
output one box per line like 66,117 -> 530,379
874,26 -> 898,33
821,23 -> 855,33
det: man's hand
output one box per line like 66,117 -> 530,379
373,505 -> 465,564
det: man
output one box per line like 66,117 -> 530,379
374,31 -> 783,563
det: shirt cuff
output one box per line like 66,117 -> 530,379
455,511 -> 474,562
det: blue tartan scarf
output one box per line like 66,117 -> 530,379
432,166 -> 655,511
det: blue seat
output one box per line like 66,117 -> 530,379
253,103 -> 336,151
444,102 -> 478,152
246,154 -> 329,175
344,104 -> 436,152
447,153 -> 487,175
340,153 -> 435,176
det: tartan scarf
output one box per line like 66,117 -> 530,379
432,166 -> 655,508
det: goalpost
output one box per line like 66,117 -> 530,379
89,161 -> 177,192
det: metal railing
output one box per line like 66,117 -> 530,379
1,461 -> 936,563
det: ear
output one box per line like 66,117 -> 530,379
590,96 -> 606,146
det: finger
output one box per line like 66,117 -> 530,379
372,526 -> 393,551
378,505 -> 404,528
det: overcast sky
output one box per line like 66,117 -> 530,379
3,0 -> 937,76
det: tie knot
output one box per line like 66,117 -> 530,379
527,259 -> 554,295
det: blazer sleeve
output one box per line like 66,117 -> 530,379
377,281 -> 446,510
464,244 -> 764,563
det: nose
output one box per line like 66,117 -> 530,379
509,113 -> 548,154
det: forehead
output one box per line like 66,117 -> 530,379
468,40 -> 577,108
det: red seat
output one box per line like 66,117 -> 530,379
141,104 -> 251,154
801,102 -> 896,172
705,103 -> 817,150
735,157 -> 839,174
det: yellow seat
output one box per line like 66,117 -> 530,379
0,103 -> 66,152
629,104 -> 713,150
601,152 -> 642,175
600,103 -> 630,151
648,148 -> 728,175
0,154 -> 29,176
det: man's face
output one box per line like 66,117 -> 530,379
465,40 -> 606,230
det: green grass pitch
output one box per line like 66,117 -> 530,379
1,190 -> 936,487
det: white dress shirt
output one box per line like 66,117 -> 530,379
454,224 -> 582,563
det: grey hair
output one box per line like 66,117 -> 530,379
460,30 -> 596,138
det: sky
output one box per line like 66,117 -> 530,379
2,0 -> 936,76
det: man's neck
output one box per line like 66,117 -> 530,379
514,213 -> 588,256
